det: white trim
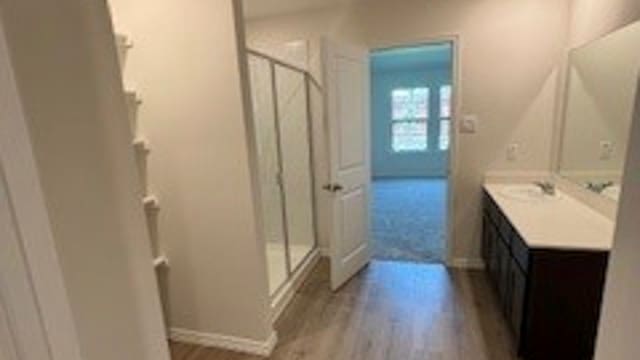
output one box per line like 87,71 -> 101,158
143,195 -> 161,211
0,19 -> 83,360
448,258 -> 485,270
317,246 -> 330,257
153,255 -> 170,268
270,248 -> 320,323
170,328 -> 278,357
133,137 -> 151,154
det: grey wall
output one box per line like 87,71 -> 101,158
0,1 -> 170,359
565,1 -> 640,359
595,73 -> 640,360
371,66 -> 451,178
108,0 -> 274,342
569,0 -> 640,46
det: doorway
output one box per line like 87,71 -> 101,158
369,42 -> 454,264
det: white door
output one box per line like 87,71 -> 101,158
323,40 -> 371,290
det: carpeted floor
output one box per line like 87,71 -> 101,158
371,178 -> 447,263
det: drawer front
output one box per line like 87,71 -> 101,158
511,231 -> 529,272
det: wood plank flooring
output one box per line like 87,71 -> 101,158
171,259 -> 519,360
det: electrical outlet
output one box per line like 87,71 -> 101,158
600,141 -> 614,160
507,143 -> 519,161
460,115 -> 478,134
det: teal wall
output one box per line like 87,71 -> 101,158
371,66 -> 452,178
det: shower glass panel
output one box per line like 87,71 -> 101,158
274,65 -> 315,272
248,55 -> 288,295
247,49 -> 318,297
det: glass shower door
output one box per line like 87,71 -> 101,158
248,56 -> 288,294
275,65 -> 315,271
247,51 -> 318,297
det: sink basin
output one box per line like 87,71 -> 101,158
498,185 -> 557,203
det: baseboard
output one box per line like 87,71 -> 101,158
372,175 -> 448,180
170,328 -> 278,356
448,257 -> 485,269
270,248 -> 321,323
318,246 -> 330,257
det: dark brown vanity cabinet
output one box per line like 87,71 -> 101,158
482,191 -> 609,360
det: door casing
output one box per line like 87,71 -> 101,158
368,35 -> 460,266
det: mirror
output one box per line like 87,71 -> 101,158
558,21 -> 640,202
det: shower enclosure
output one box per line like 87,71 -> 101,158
247,49 -> 319,296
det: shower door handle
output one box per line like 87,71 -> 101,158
323,183 -> 344,193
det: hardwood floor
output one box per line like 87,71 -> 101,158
171,259 -> 519,360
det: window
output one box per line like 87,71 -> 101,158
440,85 -> 452,118
439,119 -> 450,151
439,85 -> 452,150
391,87 -> 429,152
392,122 -> 428,152
392,88 -> 429,120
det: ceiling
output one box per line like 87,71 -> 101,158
242,0 -> 353,19
371,44 -> 453,73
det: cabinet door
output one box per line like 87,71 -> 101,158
488,224 -> 501,286
482,215 -> 493,265
509,258 -> 526,342
496,239 -> 511,310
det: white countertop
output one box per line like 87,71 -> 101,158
484,183 -> 615,251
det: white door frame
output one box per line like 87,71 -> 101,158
0,17 -> 83,360
368,35 -> 461,266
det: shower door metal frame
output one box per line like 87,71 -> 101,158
247,48 -> 321,298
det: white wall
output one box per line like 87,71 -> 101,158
246,0 -> 570,263
564,1 -> 640,359
569,0 -> 640,47
0,1 -> 170,359
595,75 -> 640,360
108,0 -> 274,342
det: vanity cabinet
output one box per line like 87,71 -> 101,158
482,191 -> 609,360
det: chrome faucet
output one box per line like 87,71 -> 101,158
586,181 -> 614,194
534,181 -> 556,196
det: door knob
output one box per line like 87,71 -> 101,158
323,183 -> 344,192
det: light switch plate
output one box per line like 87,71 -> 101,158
460,115 -> 478,134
